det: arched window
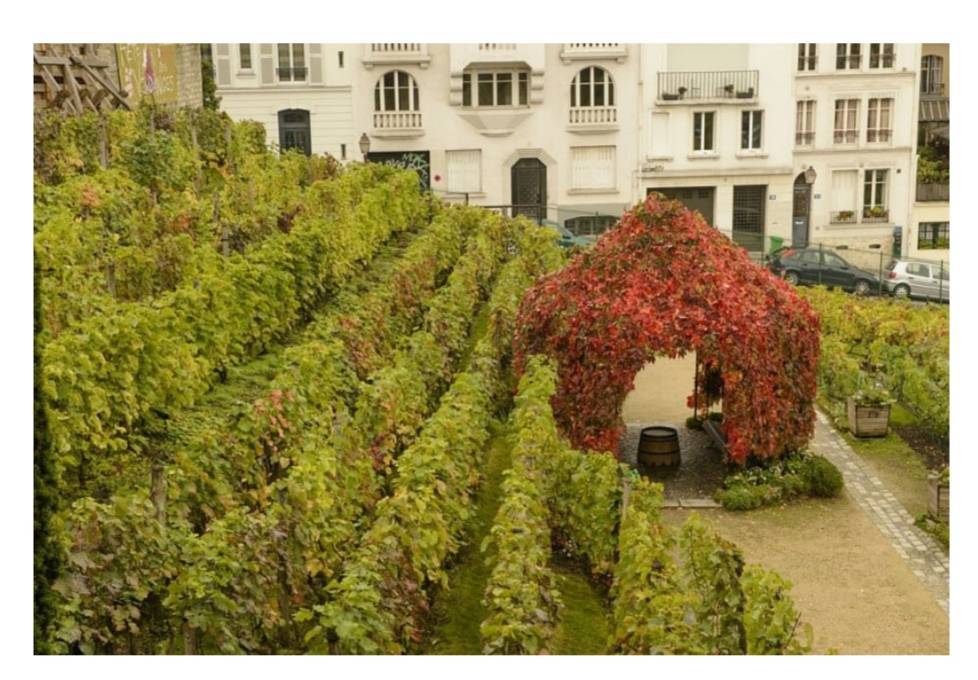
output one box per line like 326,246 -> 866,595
278,109 -> 311,155
921,55 -> 944,95
374,70 -> 420,112
570,66 -> 615,108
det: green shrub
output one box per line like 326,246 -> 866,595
801,456 -> 844,497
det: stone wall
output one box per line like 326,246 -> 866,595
175,44 -> 203,108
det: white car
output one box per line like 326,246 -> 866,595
884,260 -> 950,302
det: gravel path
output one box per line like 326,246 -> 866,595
618,422 -> 725,504
812,410 -> 949,614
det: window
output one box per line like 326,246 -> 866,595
692,111 -> 715,152
800,250 -> 821,265
570,66 -> 615,107
869,43 -> 894,68
374,70 -> 419,112
918,222 -> 949,249
338,51 -> 344,68
238,43 -> 252,70
571,146 -> 616,190
795,100 -> 815,146
277,44 -> 306,81
823,252 -> 848,269
340,143 -> 347,160
863,169 -> 889,216
741,110 -> 763,150
564,215 -> 617,238
836,43 -> 861,70
446,149 -> 482,193
867,98 -> 893,143
797,43 -> 817,71
463,70 -> 528,108
905,262 -> 931,277
278,109 -> 311,155
830,170 -> 858,221
834,99 -> 859,144
921,55 -> 944,94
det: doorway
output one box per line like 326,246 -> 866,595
511,158 -> 547,222
792,172 -> 812,247
278,109 -> 311,155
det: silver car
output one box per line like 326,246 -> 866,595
884,259 -> 950,302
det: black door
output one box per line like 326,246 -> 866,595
278,109 -> 311,155
792,173 -> 812,247
649,186 -> 715,226
511,158 -> 547,222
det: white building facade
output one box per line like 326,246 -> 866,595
351,43 -> 640,233
211,43 -> 939,259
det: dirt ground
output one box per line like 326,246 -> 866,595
621,355 -> 697,424
663,501 -> 949,654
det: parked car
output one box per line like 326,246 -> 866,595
542,220 -> 595,249
767,247 -> 880,295
884,259 -> 950,302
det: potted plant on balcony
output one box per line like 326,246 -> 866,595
662,91 -> 680,101
863,205 -> 888,221
735,87 -> 755,99
835,210 -> 854,223
847,381 -> 893,438
678,86 -> 688,99
723,84 -> 735,97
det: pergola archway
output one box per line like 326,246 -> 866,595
513,194 -> 820,464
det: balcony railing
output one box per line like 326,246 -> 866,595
561,43 -> 627,63
362,44 -> 430,69
833,130 -> 858,144
830,211 -> 857,224
916,182 -> 949,202
276,66 -> 307,81
656,70 -> 758,102
479,43 -> 516,51
568,106 -> 617,126
373,111 -> 423,130
921,83 -> 946,97
867,129 -> 892,143
862,207 -> 890,222
795,131 -> 815,146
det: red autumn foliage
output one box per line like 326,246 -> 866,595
513,194 -> 820,464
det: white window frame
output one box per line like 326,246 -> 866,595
740,110 -> 763,151
374,70 -> 420,112
836,43 -> 862,70
795,100 -> 816,146
868,43 -> 895,69
570,66 -> 615,108
445,149 -> 482,194
692,111 -> 716,153
866,97 -> 893,143
863,169 -> 889,212
833,99 -> 860,144
797,43 -> 817,72
276,43 -> 307,83
238,43 -> 254,73
462,69 -> 529,109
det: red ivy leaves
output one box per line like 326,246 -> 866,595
513,194 -> 820,464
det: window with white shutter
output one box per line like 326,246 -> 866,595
830,169 -> 858,222
446,150 -> 482,193
571,146 -> 616,190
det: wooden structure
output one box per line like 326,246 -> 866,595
34,43 -> 130,114
846,397 -> 890,438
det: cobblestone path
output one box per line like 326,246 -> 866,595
813,410 -> 949,613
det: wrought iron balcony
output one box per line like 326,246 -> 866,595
862,207 -> 890,222
830,211 -> 857,224
657,70 -> 758,103
560,43 -> 627,63
795,131 -> 815,146
916,182 -> 949,202
362,44 -> 430,69
276,66 -> 307,81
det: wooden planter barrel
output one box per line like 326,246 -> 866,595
928,474 -> 950,522
847,398 -> 890,438
638,426 -> 680,467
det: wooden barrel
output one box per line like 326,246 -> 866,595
638,426 -> 680,467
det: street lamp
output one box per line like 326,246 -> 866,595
358,133 -> 371,161
804,165 -> 817,184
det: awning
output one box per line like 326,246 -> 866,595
920,97 -> 950,122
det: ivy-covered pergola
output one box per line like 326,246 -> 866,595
513,194 -> 821,464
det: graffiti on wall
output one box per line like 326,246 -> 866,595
116,44 -> 180,105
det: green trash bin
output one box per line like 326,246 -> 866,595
768,236 -> 784,254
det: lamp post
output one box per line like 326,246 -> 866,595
804,165 -> 817,185
358,133 -> 371,161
